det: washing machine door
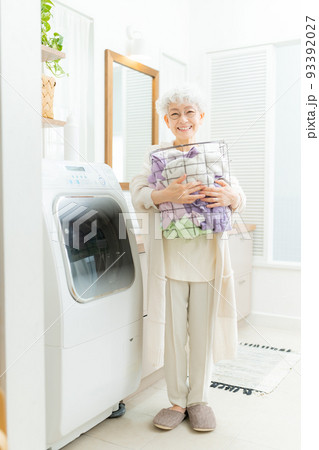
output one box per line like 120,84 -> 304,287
54,194 -> 135,303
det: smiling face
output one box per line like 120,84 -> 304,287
164,102 -> 205,146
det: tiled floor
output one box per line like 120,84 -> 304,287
63,316 -> 300,450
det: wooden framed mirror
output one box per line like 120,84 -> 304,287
105,50 -> 159,189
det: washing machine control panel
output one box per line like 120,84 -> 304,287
64,164 -> 109,187
42,160 -> 120,191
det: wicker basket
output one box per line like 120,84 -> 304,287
42,74 -> 56,119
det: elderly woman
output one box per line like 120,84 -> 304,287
130,86 -> 246,432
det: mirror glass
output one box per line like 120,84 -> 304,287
112,62 -> 153,183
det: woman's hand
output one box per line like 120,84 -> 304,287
151,174 -> 206,205
199,179 -> 240,209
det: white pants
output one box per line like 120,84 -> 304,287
164,278 -> 215,408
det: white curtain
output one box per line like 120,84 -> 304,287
43,2 -> 93,161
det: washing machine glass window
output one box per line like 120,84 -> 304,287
54,195 -> 135,302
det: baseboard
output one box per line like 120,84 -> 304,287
241,312 -> 301,331
123,367 -> 165,402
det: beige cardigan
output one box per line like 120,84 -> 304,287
130,143 -> 246,364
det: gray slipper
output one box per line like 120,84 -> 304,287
153,408 -> 187,430
187,404 -> 216,432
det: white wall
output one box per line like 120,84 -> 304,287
188,0 -> 301,319
0,0 -> 45,449
189,0 -> 300,84
252,266 -> 300,318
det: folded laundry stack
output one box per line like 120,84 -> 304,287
148,141 -> 232,239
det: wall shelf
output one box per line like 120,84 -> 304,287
41,45 -> 66,62
42,118 -> 66,128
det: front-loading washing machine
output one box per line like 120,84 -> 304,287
42,160 -> 143,450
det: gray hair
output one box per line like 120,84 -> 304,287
155,84 -> 206,117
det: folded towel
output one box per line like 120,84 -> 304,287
148,143 -> 232,238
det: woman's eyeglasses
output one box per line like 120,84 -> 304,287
168,109 -> 197,120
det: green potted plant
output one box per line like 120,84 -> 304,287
41,0 -> 67,118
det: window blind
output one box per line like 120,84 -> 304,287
208,47 -> 269,257
125,69 -> 152,182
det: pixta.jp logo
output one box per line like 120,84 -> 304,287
58,202 -> 98,250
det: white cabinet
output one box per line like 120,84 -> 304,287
138,252 -> 148,317
229,232 -> 253,275
234,272 -> 251,320
228,231 -> 254,321
139,251 -> 165,378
